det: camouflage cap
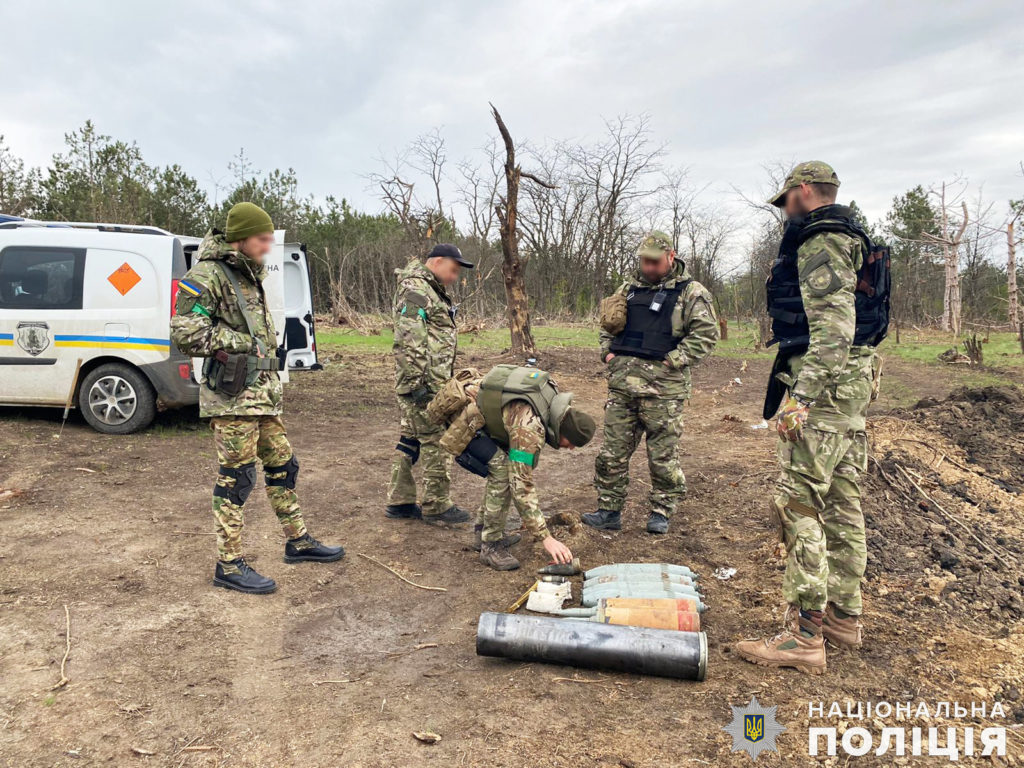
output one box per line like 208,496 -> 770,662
768,161 -> 840,207
636,230 -> 674,259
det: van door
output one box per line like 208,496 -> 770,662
0,244 -> 87,404
281,243 -> 319,370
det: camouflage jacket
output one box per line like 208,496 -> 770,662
170,230 -> 282,418
599,261 -> 719,400
499,400 -> 550,541
780,230 -> 871,432
392,259 -> 457,395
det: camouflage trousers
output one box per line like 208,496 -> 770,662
774,428 -> 868,615
593,393 -> 687,518
387,395 -> 452,516
211,415 -> 306,562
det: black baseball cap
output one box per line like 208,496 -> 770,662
428,243 -> 474,268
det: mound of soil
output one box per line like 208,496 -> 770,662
865,385 -> 1024,628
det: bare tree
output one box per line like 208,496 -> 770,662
490,104 -> 556,355
924,179 -> 969,335
565,114 -> 666,300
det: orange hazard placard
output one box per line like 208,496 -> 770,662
108,263 -> 141,295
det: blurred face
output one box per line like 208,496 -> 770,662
783,184 -> 819,219
234,232 -> 275,264
639,251 -> 675,282
558,436 -> 575,450
426,256 -> 461,286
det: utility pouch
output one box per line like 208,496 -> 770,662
439,401 -> 486,455
599,293 -> 627,335
204,351 -> 249,397
456,430 -> 500,478
426,367 -> 482,425
763,348 -> 798,420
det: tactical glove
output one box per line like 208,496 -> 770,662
776,395 -> 811,442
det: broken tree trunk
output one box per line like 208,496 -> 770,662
490,104 -> 555,357
1009,221 -> 1019,327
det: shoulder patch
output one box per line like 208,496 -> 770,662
403,290 -> 429,309
801,251 -> 843,298
178,279 -> 206,297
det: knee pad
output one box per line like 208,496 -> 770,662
396,435 -> 421,465
265,455 -> 299,489
214,462 -> 257,505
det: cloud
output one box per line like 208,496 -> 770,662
2,0 -> 1022,260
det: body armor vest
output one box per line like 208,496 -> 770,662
766,204 -> 890,352
477,364 -> 572,450
608,282 -> 688,360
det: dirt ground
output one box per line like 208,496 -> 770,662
1,344 -> 1022,767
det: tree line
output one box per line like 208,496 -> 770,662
1,119 -> 1020,337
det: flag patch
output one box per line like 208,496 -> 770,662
179,280 -> 202,297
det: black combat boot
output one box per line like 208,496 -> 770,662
284,533 -> 345,563
424,505 -> 471,525
472,524 -> 522,552
646,512 -> 669,534
213,559 -> 277,594
582,509 -> 621,530
386,503 -> 423,519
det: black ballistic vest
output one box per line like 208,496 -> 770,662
609,282 -> 687,360
765,204 -> 890,353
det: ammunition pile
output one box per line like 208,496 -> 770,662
476,561 -> 709,681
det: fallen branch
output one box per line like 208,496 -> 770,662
50,605 -> 71,691
891,462 -> 1012,569
312,679 -> 359,686
891,437 -> 977,474
357,553 -> 447,592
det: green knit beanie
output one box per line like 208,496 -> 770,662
225,202 -> 274,242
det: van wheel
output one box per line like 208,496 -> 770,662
78,363 -> 157,434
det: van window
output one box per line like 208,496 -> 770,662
0,247 -> 86,310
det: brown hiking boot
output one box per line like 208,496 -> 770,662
822,603 -> 863,650
472,524 -> 522,552
735,606 -> 826,675
480,541 -> 520,571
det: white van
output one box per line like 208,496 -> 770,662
0,217 -> 320,434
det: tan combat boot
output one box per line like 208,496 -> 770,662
735,606 -> 827,675
480,541 -> 520,571
822,603 -> 863,650
472,524 -> 523,552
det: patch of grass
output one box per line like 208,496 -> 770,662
316,322 -> 1024,378
885,329 -> 1024,368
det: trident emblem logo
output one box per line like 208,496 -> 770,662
745,714 -> 764,743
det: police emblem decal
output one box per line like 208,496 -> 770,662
16,321 -> 50,357
723,696 -> 785,759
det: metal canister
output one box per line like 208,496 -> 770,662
476,612 -> 707,681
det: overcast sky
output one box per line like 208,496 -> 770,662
3,0 -> 1023,254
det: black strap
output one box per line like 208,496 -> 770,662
214,261 -> 268,357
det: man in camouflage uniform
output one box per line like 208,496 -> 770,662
584,231 -> 719,535
436,365 -> 596,570
386,243 -> 475,524
171,202 -> 343,594
737,162 -> 883,675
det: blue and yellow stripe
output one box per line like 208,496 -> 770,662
0,332 -> 12,347
179,280 -> 202,297
54,334 -> 171,352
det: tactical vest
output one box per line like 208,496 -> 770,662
477,365 -> 572,450
608,282 -> 688,360
766,204 -> 891,352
